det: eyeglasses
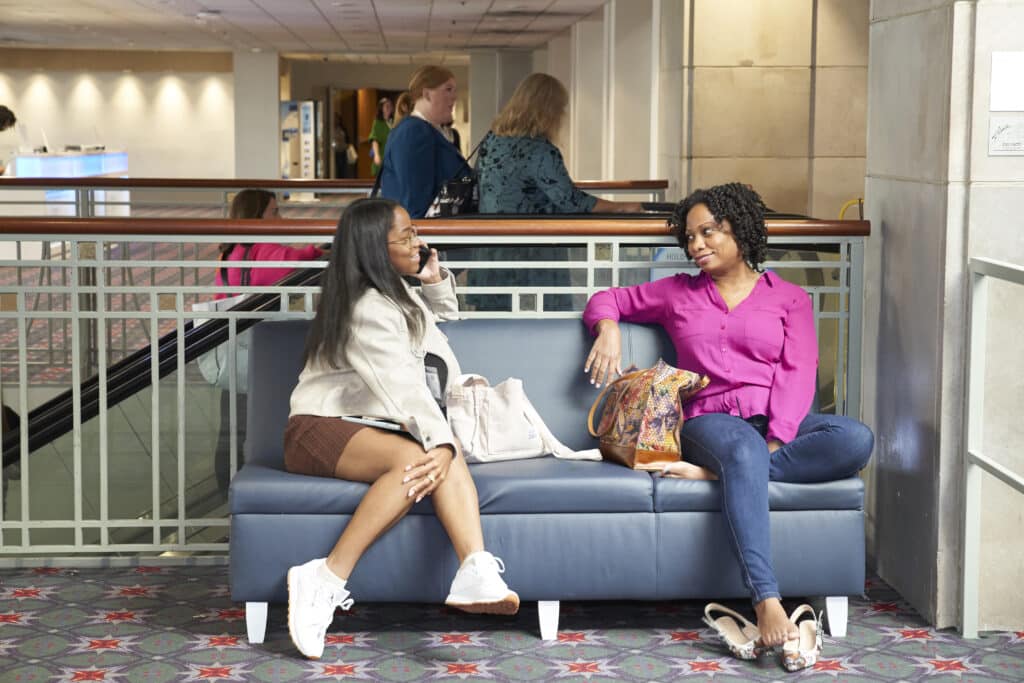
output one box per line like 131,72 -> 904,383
387,225 -> 419,248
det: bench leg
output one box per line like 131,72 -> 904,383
538,600 -> 560,641
825,596 -> 848,637
246,601 -> 268,644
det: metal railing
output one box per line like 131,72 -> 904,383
960,256 -> 1024,638
0,215 -> 867,561
0,177 -> 668,218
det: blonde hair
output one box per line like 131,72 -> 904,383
393,91 -> 413,126
408,65 -> 455,102
491,73 -> 568,140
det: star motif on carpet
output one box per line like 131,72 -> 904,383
190,633 -> 243,649
68,634 -> 139,654
427,659 -> 496,680
5,586 -> 57,599
324,632 -> 375,648
0,611 -> 36,625
863,601 -> 907,617
653,628 -> 704,646
879,626 -> 957,645
909,655 -> 985,678
103,584 -> 156,599
53,666 -> 128,682
421,631 -> 489,648
87,609 -> 148,625
549,657 -> 618,679
805,655 -> 866,678
308,660 -> 376,679
548,629 -> 606,647
180,664 -> 251,681
667,655 -> 745,677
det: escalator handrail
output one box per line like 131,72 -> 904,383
2,266 -> 323,468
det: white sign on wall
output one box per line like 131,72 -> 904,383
989,52 -> 1024,156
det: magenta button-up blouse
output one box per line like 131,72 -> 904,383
583,270 -> 818,444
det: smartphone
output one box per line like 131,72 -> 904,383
417,244 -> 432,273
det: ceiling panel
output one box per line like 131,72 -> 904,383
0,0 -> 606,56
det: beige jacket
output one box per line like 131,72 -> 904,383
289,271 -> 461,452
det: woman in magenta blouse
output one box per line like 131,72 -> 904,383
583,182 -> 873,651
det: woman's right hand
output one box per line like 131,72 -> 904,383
584,320 -> 622,388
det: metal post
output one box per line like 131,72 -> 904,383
961,267 -> 987,639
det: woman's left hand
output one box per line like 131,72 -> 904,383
414,247 -> 444,285
404,444 -> 456,502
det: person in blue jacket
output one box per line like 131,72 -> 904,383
379,65 -> 466,218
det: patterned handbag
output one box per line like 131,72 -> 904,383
586,359 -> 709,470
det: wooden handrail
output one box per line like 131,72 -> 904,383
0,216 -> 870,237
0,177 -> 668,191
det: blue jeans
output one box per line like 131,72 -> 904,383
678,412 -> 874,604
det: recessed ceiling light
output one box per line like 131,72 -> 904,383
196,10 -> 221,20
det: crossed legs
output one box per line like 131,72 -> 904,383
325,428 -> 484,580
678,412 -> 873,646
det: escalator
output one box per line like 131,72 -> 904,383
1,266 -> 323,469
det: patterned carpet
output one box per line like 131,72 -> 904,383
1,565 -> 1022,682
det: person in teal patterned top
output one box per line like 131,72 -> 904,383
477,73 -> 642,214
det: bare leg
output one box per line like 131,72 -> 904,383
430,453 -> 485,562
322,429 -> 427,579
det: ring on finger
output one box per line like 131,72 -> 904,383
427,473 -> 435,483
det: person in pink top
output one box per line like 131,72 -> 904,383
215,189 -> 323,297
583,182 -> 873,657
212,189 -> 324,491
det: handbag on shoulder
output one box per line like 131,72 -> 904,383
424,132 -> 490,218
587,359 -> 709,470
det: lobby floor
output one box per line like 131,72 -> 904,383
1,565 -> 1021,682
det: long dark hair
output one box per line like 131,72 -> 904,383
219,189 -> 275,257
303,198 -> 425,368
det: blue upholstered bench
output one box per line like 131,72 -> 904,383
230,318 -> 865,642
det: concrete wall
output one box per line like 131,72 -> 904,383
0,49 -> 234,178
964,0 -> 1024,631
539,0 -> 869,214
864,0 -> 1024,630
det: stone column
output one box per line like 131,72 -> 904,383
233,50 -> 280,178
864,0 -> 1024,630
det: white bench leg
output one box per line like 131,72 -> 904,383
538,600 -> 560,641
246,601 -> 268,644
825,596 -> 848,637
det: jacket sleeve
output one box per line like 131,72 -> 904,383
766,290 -> 818,443
582,277 -> 674,334
347,297 -> 455,452
417,268 -> 460,321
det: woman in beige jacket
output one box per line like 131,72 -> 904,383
282,198 -> 518,660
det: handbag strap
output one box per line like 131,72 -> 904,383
586,368 -> 646,438
445,131 -> 489,183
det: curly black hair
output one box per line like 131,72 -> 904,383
668,182 -> 768,271
0,106 -> 16,132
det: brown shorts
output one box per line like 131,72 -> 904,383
283,415 -> 366,478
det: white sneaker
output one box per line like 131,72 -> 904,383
287,558 -> 353,659
445,551 -> 520,615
